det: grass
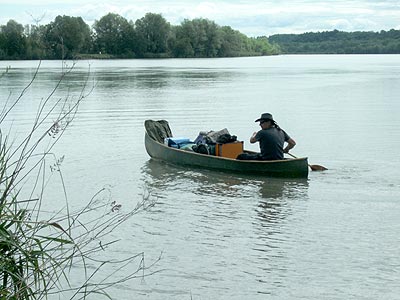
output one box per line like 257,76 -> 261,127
0,61 -> 157,299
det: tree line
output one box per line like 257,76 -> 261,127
0,13 -> 280,60
268,29 -> 400,54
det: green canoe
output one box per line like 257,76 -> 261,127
144,120 -> 309,178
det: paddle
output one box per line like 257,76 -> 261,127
287,153 -> 328,171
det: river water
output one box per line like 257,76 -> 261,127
1,55 -> 399,299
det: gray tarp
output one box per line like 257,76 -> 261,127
144,120 -> 173,143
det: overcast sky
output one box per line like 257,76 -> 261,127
1,0 -> 399,36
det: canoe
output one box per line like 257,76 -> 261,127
144,120 -> 309,178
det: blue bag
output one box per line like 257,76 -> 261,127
164,137 -> 192,149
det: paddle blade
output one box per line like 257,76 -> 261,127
310,164 -> 328,171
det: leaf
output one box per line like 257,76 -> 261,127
36,235 -> 73,245
48,222 -> 66,233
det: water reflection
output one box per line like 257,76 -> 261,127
141,159 -> 308,201
254,176 -> 308,231
94,68 -> 238,90
141,158 -> 309,238
141,159 -> 250,198
141,159 -> 310,294
255,177 -> 308,223
250,177 -> 309,294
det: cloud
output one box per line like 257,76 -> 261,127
0,0 -> 399,36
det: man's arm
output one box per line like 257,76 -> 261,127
250,132 -> 258,144
283,138 -> 296,153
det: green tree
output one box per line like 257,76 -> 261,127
0,20 -> 26,58
134,13 -> 170,56
93,13 -> 134,56
44,15 -> 91,59
24,24 -> 47,59
176,18 -> 221,57
0,12 -> 285,59
218,26 -> 247,57
172,37 -> 194,58
0,31 -> 5,58
251,36 -> 280,55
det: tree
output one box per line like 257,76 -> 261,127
24,24 -> 46,59
0,31 -> 5,58
93,13 -> 134,56
219,26 -> 246,57
134,13 -> 170,56
176,18 -> 221,57
44,15 -> 91,59
0,20 -> 26,58
0,12 -> 286,59
251,36 -> 280,55
172,37 -> 194,58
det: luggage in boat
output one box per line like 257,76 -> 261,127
164,137 -> 192,149
194,128 -> 231,145
215,141 -> 243,159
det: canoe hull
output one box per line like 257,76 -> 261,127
145,133 -> 309,178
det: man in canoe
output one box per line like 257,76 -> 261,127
237,113 -> 296,160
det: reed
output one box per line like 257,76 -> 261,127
0,62 -> 156,299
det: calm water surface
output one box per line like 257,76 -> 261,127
1,55 -> 399,299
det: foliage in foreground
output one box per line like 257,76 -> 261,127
0,63 -> 156,299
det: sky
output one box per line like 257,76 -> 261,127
0,0 -> 399,37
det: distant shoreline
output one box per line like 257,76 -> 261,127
268,29 -> 400,54
1,12 -> 399,60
